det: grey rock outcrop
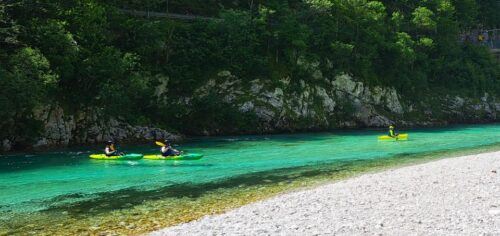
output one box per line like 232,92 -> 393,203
30,106 -> 180,150
189,72 -> 405,131
186,71 -> 497,133
6,69 -> 497,151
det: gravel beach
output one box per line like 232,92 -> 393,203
152,151 -> 500,235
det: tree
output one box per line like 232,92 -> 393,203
0,47 -> 56,142
412,6 -> 437,31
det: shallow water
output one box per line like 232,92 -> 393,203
1,124 -> 500,234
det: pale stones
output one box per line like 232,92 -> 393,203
489,209 -> 500,216
152,151 -> 500,236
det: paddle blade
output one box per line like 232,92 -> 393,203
155,141 -> 166,147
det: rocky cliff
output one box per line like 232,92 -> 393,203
1,106 -> 179,152
168,71 -> 498,135
2,72 -> 498,152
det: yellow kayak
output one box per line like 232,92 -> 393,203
143,153 -> 203,160
378,133 -> 408,141
89,154 -> 143,160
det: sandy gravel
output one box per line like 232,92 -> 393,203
152,151 -> 500,235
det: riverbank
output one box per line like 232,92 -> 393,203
153,151 -> 500,235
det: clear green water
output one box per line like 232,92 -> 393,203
1,124 -> 500,233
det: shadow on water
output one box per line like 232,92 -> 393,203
42,161 -> 353,216
139,163 -> 215,168
39,140 -> 500,218
0,154 -> 88,173
186,123 -> 499,149
403,123 -> 500,134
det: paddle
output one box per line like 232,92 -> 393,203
155,141 -> 166,147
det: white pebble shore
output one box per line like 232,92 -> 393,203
151,151 -> 500,235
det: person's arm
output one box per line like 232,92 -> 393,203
107,146 -> 118,154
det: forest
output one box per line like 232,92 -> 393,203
0,0 -> 499,142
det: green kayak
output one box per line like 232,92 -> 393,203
143,153 -> 203,160
89,153 -> 143,160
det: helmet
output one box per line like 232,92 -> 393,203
389,125 -> 394,129
164,139 -> 171,145
106,140 -> 114,145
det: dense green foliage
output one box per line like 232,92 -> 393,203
0,0 -> 499,139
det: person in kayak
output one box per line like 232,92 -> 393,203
388,125 -> 399,138
161,140 -> 180,157
105,140 -> 121,156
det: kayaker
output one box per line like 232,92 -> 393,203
161,140 -> 180,157
105,140 -> 118,156
388,125 -> 399,138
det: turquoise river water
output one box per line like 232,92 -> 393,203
1,124 -> 500,234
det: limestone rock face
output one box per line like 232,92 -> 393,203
189,71 -> 497,133
7,68 -> 497,151
30,106 -> 180,150
209,73 -> 401,129
33,106 -> 75,148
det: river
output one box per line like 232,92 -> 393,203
1,124 -> 499,235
